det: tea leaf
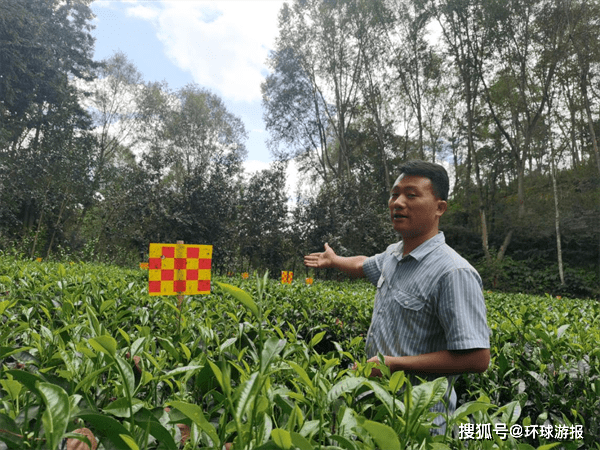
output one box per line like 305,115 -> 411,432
235,372 -> 260,420
168,400 -> 219,446
271,428 -> 293,449
309,330 -> 326,348
38,382 -> 70,450
133,408 -> 178,450
327,376 -> 365,403
357,417 -> 401,450
103,398 -> 144,418
409,377 -> 448,417
119,433 -> 140,450
261,337 -> 286,373
89,335 -> 117,358
290,431 -> 313,450
217,282 -> 260,318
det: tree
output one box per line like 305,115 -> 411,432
0,0 -> 97,256
167,84 -> 247,186
238,163 -> 290,274
263,0 -> 371,184
0,0 -> 96,148
475,0 -> 573,259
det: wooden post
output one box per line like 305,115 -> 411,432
176,240 -> 184,341
176,240 -> 185,308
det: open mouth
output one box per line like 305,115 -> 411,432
393,213 -> 408,220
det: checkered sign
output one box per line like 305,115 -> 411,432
148,243 -> 212,296
281,271 -> 293,284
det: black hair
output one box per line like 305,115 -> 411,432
398,160 -> 449,201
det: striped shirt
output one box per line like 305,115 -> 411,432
362,232 -> 490,421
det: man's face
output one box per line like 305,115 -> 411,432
388,174 -> 447,239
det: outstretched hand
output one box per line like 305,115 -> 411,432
304,243 -> 336,269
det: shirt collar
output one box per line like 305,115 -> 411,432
392,232 -> 445,262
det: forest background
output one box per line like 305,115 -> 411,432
1,0 -> 599,300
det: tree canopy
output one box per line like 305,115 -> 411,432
0,0 -> 598,299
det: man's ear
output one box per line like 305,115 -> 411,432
437,200 -> 448,217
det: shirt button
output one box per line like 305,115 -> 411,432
404,301 -> 408,306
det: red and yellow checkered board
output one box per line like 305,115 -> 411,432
148,243 -> 212,296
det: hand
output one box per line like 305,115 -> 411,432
352,356 -> 386,378
304,243 -> 336,269
365,355 -> 385,377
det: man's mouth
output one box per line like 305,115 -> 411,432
393,213 -> 408,219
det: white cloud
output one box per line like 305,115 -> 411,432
125,1 -> 284,103
126,5 -> 159,21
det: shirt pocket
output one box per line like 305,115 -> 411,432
392,290 -> 425,312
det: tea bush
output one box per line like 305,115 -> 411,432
0,256 -> 596,449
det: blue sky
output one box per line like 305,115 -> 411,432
90,0 -> 286,171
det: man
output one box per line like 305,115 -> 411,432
304,160 -> 490,430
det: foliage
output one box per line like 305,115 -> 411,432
0,257 -> 596,449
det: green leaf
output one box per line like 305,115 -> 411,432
327,376 -> 366,403
37,382 -> 70,450
450,401 -> 493,421
0,379 -> 22,400
389,370 -> 405,393
330,434 -> 358,450
86,306 -> 101,336
357,417 -> 401,450
89,335 -> 117,358
6,369 -> 44,394
168,400 -> 219,446
77,412 -> 137,450
74,363 -> 114,393
207,359 -> 225,392
103,398 -> 144,418
0,412 -> 24,448
309,330 -> 326,348
494,400 -> 521,425
100,299 -> 116,314
271,428 -> 293,449
286,361 -> 315,393
536,444 -> 561,450
156,337 -> 180,362
217,282 -> 260,318
363,379 -> 405,416
409,377 -> 448,418
0,300 -> 14,316
114,354 -> 136,399
119,433 -> 140,450
235,372 -> 260,421
261,337 -> 286,373
289,431 -> 313,450
160,365 -> 203,380
133,408 -> 178,450
556,324 -> 570,339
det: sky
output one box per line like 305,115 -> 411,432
89,0 -> 289,178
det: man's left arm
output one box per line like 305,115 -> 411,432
366,348 -> 490,377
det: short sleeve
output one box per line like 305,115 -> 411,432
436,268 -> 490,351
363,254 -> 383,286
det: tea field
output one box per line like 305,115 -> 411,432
0,256 -> 599,450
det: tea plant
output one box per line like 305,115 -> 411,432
0,256 -> 595,449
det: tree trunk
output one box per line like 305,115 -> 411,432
551,160 -> 564,285
497,230 -> 513,262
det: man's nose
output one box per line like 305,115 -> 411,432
391,195 -> 406,209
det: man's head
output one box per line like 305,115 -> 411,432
397,160 -> 449,201
388,160 -> 449,247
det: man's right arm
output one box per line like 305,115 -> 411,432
304,243 -> 367,278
